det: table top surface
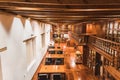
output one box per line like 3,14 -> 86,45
46,54 -> 64,58
39,65 -> 65,73
48,48 -> 63,51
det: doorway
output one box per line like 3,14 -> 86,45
95,52 -> 101,76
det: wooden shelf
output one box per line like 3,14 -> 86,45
23,36 -> 36,42
104,66 -> 120,80
0,47 -> 7,52
88,44 -> 113,62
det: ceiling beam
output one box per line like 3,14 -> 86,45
10,10 -> 120,16
24,15 -> 120,19
0,1 -> 120,24
0,1 -> 119,8
82,0 -> 88,4
25,0 -> 32,2
2,7 -> 120,12
33,18 -> 110,22
0,1 -> 120,11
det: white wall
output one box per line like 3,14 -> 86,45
0,13 -> 51,80
45,24 -> 51,46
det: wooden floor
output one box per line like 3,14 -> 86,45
32,43 -> 99,80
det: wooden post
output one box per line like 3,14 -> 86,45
95,52 -> 101,76
83,45 -> 89,66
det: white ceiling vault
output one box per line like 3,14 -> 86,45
0,0 -> 120,25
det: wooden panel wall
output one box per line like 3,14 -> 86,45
0,0 -> 24,1
86,22 -> 106,38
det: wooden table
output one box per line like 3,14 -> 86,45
48,48 -> 62,51
48,48 -> 63,54
40,65 -> 65,73
39,65 -> 66,80
46,54 -> 64,58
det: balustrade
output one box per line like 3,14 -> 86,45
88,35 -> 120,80
69,32 -> 88,45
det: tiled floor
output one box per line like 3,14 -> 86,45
32,43 -> 98,80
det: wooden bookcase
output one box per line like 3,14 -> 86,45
87,49 -> 96,73
105,21 -> 120,43
88,35 -> 120,80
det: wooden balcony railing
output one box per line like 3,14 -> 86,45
88,36 -> 120,67
88,35 -> 120,79
69,32 -> 89,46
104,66 -> 120,80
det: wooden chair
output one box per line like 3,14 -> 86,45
38,73 -> 50,80
55,58 -> 64,65
57,51 -> 63,54
52,74 -> 62,80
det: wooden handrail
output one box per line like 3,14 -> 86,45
70,36 -> 79,45
71,32 -> 94,36
110,46 -> 120,52
90,35 -> 120,45
70,33 -> 87,45
70,32 -> 79,37
104,66 -> 120,80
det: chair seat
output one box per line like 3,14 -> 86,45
38,73 -> 50,80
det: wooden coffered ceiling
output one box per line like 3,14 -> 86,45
0,1 -> 120,25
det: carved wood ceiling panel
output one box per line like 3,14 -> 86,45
0,1 -> 120,25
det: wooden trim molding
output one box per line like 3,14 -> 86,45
111,46 -> 120,52
23,36 -> 36,42
104,66 -> 120,80
90,35 -> 120,45
0,47 -> 7,52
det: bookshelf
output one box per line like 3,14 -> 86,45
105,21 -> 120,43
69,32 -> 90,46
88,35 -> 120,79
87,49 -> 96,73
